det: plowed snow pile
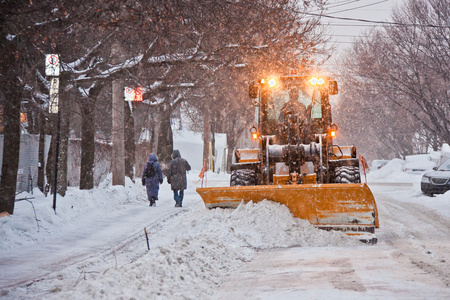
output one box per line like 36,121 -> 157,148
50,201 -> 358,299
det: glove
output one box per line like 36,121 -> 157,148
159,179 -> 163,184
142,179 -> 145,186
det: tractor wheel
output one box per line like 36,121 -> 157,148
334,166 -> 361,184
230,169 -> 257,186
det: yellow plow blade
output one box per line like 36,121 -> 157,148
197,183 -> 379,237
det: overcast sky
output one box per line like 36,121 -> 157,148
316,0 -> 405,70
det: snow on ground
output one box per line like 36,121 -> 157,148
1,131 -> 449,299
0,171 -> 359,299
367,157 -> 450,218
1,176 -> 142,252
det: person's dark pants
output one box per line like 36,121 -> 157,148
173,190 -> 184,207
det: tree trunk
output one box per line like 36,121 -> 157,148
80,100 -> 95,190
150,107 -> 160,154
0,79 -> 21,214
79,84 -> 105,190
211,122 -> 216,172
156,105 -> 173,169
226,134 -> 237,173
112,79 -> 125,186
57,87 -> 69,195
203,107 -> 210,170
124,101 -> 135,182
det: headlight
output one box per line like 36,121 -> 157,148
268,78 -> 276,87
421,175 -> 431,183
309,77 -> 325,86
309,77 -> 318,85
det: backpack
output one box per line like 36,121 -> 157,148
144,162 -> 156,178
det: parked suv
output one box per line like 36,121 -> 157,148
421,159 -> 450,196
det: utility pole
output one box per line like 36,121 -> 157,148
45,54 -> 60,213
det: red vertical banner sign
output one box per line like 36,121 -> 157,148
134,87 -> 143,102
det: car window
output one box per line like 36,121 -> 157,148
437,159 -> 450,171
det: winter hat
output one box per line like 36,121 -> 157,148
148,153 -> 158,162
172,150 -> 181,159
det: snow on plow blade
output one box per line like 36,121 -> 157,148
197,183 -> 379,244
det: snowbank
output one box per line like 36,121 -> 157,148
403,154 -> 436,173
0,175 -> 144,252
439,143 -> 450,166
367,159 -> 418,183
368,156 -> 450,218
46,200 -> 358,300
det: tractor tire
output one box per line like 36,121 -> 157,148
230,169 -> 257,186
334,166 -> 361,184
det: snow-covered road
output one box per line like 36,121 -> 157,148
1,170 -> 449,299
213,184 -> 450,299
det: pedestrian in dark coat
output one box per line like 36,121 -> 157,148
166,149 -> 191,207
142,153 -> 163,206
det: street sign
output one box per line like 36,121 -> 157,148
124,86 -> 143,102
134,87 -> 143,102
49,77 -> 59,113
45,54 -> 60,77
124,87 -> 134,101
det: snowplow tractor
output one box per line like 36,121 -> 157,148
197,73 -> 379,244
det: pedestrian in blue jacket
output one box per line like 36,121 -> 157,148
142,153 -> 163,206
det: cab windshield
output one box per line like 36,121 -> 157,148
259,77 -> 328,137
266,85 -> 321,121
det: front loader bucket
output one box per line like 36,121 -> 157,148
197,183 -> 379,243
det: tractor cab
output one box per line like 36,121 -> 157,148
250,75 -> 337,145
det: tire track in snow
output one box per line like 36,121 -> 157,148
373,188 -> 450,288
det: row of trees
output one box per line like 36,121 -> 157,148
335,0 -> 449,161
0,0 -> 330,213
